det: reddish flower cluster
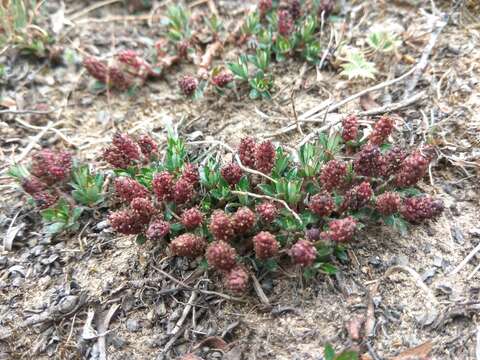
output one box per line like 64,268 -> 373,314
320,160 -> 347,191
146,219 -> 171,240
114,177 -> 149,203
238,137 -> 257,168
116,50 -> 152,80
354,144 -> 385,178
83,57 -> 133,90
224,266 -> 249,294
103,133 -> 143,169
341,181 -> 373,211
221,163 -> 243,186
342,115 -> 358,143
152,171 -> 175,201
206,241 -> 237,271
369,116 -> 394,145
253,231 -> 279,260
137,134 -> 158,160
178,75 -> 198,96
256,202 -> 278,223
232,207 -> 256,234
324,217 -> 357,242
375,192 -> 401,215
108,210 -> 144,235
289,240 -> 317,267
30,149 -> 72,185
130,197 -> 156,223
181,207 -> 204,229
278,10 -> 294,37
173,178 -> 194,204
400,196 -> 444,223
288,0 -> 302,19
255,140 -> 276,174
180,163 -> 199,186
383,147 -> 407,177
212,72 -> 234,88
170,233 -> 206,257
32,191 -> 59,209
22,177 -> 46,195
83,57 -> 108,83
309,192 -> 334,217
258,0 -> 273,16
318,0 -> 335,17
395,150 -> 431,187
209,210 -> 234,241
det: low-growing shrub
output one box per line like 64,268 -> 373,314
97,115 -> 443,293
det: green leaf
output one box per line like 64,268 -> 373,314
258,184 -> 275,197
319,263 -> 337,275
8,164 -> 29,180
367,31 -> 400,53
397,188 -> 422,197
300,211 -> 319,226
335,351 -> 359,360
46,222 -> 66,235
384,214 -> 408,235
136,234 -> 147,245
324,344 -> 335,360
340,52 -> 377,80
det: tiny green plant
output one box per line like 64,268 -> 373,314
41,199 -> 83,235
340,52 -> 377,80
367,31 -> 401,53
70,165 -> 105,207
324,343 -> 359,360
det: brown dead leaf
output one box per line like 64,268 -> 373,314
195,336 -> 228,350
390,341 -> 433,360
360,93 -> 380,111
346,315 -> 365,342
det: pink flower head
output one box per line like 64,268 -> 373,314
212,72 -> 234,87
152,171 -> 174,201
181,207 -> 204,230
137,134 -> 158,160
221,163 -> 243,186
109,210 -> 144,235
289,240 -> 317,267
179,75 -> 198,96
400,196 -> 444,223
33,191 -> 59,209
341,181 -> 373,211
256,201 -> 279,223
342,115 -> 358,143
209,210 -> 234,241
278,10 -> 294,37
224,266 -> 249,294
354,144 -> 385,178
146,219 -> 171,240
369,116 -> 394,145
383,146 -> 407,177
173,178 -> 194,205
395,150 -> 431,187
30,149 -> 72,185
255,140 -> 276,174
309,192 -> 334,217
180,163 -> 200,186
83,57 -> 108,83
107,66 -> 133,90
376,192 -> 401,216
170,233 -> 206,257
289,0 -> 302,19
113,133 -> 141,162
238,137 -> 257,168
327,217 -> 357,242
232,207 -> 256,234
114,177 -> 149,203
116,49 -> 152,80
319,160 -> 347,191
130,197 -> 156,224
21,177 -> 46,195
253,231 -> 279,260
258,0 -> 273,16
206,241 -> 237,271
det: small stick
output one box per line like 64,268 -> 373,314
188,140 -> 277,183
290,90 -> 303,135
68,0 -> 123,21
449,242 -> 480,276
0,108 -> 56,115
170,284 -> 199,335
299,66 -> 418,121
251,272 -> 270,305
357,91 -> 426,117
231,190 -> 302,225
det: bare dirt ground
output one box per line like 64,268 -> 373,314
0,0 -> 479,359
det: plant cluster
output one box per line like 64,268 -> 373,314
97,114 -> 443,293
82,0 -> 339,100
9,150 -> 104,235
0,0 -> 55,58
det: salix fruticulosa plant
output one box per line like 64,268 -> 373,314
9,150 -> 105,235
102,115 -> 443,293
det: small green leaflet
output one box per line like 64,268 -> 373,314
340,52 -> 377,80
